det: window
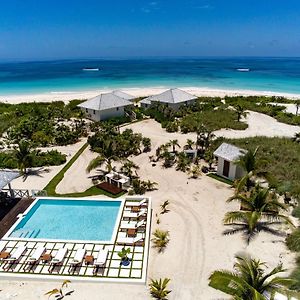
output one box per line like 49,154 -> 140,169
93,110 -> 96,114
116,107 -> 119,111
85,108 -> 88,113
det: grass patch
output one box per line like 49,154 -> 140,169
58,186 -> 125,198
44,143 -> 88,195
44,142 -> 124,198
180,109 -> 248,133
207,173 -> 233,185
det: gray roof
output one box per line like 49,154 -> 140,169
0,170 -> 19,190
111,90 -> 135,101
78,93 -> 132,111
213,143 -> 246,161
142,88 -> 197,104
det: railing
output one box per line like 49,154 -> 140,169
1,188 -> 47,198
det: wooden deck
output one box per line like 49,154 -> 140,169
0,197 -> 35,238
97,182 -> 123,195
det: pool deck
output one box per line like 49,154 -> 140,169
0,196 -> 151,283
0,197 -> 35,238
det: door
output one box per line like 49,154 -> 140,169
223,160 -> 230,177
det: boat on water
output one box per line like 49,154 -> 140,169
237,68 -> 250,72
82,68 -> 100,71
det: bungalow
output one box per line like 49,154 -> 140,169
78,92 -> 133,122
140,88 -> 198,110
213,143 -> 246,180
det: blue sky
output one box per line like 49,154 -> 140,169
0,0 -> 300,60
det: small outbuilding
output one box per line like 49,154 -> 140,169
140,88 -> 197,110
213,143 -> 246,180
78,92 -> 133,122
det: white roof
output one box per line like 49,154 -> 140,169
111,90 -> 135,101
142,88 -> 197,104
213,143 -> 246,161
0,170 -> 20,190
78,93 -> 132,111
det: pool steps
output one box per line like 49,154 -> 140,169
10,229 -> 40,238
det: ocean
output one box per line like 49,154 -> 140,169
0,57 -> 300,96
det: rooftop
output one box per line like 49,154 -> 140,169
142,88 -> 197,104
213,143 -> 246,161
78,93 -> 132,111
0,170 -> 20,190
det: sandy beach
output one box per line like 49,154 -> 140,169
1,86 -> 300,104
3,114 -> 298,299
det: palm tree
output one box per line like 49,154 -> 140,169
142,137 -> 152,152
168,139 -> 181,153
209,254 -> 298,300
142,180 -> 158,191
176,152 -> 191,172
151,229 -> 170,253
86,140 -> 119,173
188,165 -> 202,178
204,149 -> 215,170
235,147 -> 270,192
223,210 -> 293,244
149,278 -> 171,300
45,280 -> 72,299
162,151 -> 175,168
121,160 -> 139,181
13,140 -> 34,175
235,104 -> 249,122
160,200 -> 170,214
185,139 -> 195,150
227,186 -> 288,214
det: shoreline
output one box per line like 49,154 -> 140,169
1,86 -> 300,104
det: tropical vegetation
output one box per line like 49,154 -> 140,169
209,254 -> 298,299
151,229 -> 170,253
149,278 -> 171,300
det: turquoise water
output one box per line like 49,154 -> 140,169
1,58 -> 300,96
10,199 -> 121,241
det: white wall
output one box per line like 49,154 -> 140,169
81,106 -> 126,122
216,157 -> 241,180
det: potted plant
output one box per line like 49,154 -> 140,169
118,247 -> 131,266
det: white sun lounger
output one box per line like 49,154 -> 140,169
69,248 -> 86,266
123,209 -> 147,219
125,198 -> 147,207
117,236 -> 144,245
94,249 -> 108,267
120,220 -> 146,230
93,249 -> 109,274
3,245 -> 27,270
49,248 -> 68,272
26,246 -> 45,264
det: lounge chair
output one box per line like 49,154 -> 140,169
3,245 -> 27,270
93,249 -> 108,275
117,236 -> 144,246
24,246 -> 45,270
123,209 -> 147,219
68,248 -> 86,273
120,220 -> 146,230
49,248 -> 68,273
126,198 -> 147,208
0,241 -> 7,254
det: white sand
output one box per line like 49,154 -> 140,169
1,115 -> 298,299
1,86 -> 300,104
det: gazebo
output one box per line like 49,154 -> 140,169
0,170 -> 20,199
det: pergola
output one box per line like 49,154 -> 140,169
0,170 -> 20,198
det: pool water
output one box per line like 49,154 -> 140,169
9,199 -> 122,241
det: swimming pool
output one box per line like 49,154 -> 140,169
7,198 -> 123,242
